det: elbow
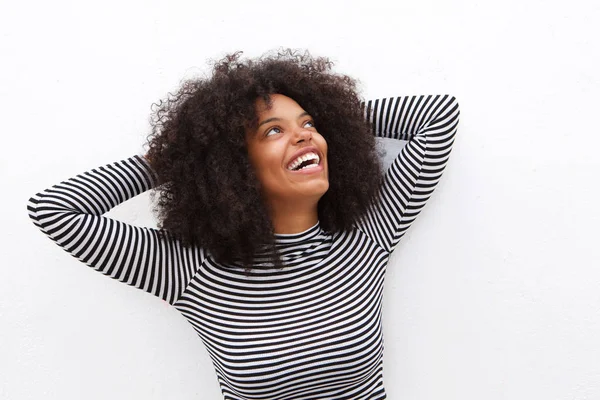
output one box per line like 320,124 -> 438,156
448,95 -> 460,115
444,95 -> 461,130
27,194 -> 40,225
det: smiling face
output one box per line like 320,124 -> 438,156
245,94 -> 329,208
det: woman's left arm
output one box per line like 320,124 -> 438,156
355,94 -> 461,254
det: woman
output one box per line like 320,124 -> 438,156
27,49 -> 460,399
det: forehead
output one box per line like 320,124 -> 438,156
255,94 -> 302,115
245,94 -> 306,141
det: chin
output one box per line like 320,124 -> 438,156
314,181 -> 330,197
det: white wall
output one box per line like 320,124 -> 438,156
2,0 -> 599,399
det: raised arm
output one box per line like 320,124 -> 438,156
355,94 -> 461,254
26,155 -> 205,305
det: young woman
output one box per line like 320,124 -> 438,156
27,49 -> 460,399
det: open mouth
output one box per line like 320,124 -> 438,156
287,152 -> 321,172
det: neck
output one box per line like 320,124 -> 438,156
268,200 -> 319,234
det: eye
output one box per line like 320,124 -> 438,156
264,120 -> 315,137
265,126 -> 282,137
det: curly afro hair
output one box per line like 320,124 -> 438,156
143,48 -> 385,270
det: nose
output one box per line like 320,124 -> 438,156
293,126 -> 312,143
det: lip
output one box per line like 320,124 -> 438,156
287,162 -> 324,175
286,146 -> 322,171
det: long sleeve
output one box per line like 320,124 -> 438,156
355,94 -> 461,254
26,154 -> 205,305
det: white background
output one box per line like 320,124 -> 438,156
2,0 -> 599,399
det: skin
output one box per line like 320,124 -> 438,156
245,94 -> 329,234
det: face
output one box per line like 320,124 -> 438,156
245,94 -> 329,206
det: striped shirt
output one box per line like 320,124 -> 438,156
27,94 -> 460,399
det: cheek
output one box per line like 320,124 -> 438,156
260,144 -> 285,168
317,135 -> 328,156
249,146 -> 284,184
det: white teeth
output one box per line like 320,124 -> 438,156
287,152 -> 320,170
299,163 -> 318,170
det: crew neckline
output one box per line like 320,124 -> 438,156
273,220 -> 322,244
247,220 -> 331,267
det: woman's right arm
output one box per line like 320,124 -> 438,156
26,154 -> 205,305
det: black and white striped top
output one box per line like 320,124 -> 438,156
27,94 -> 460,399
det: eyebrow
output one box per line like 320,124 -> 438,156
257,111 -> 311,128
